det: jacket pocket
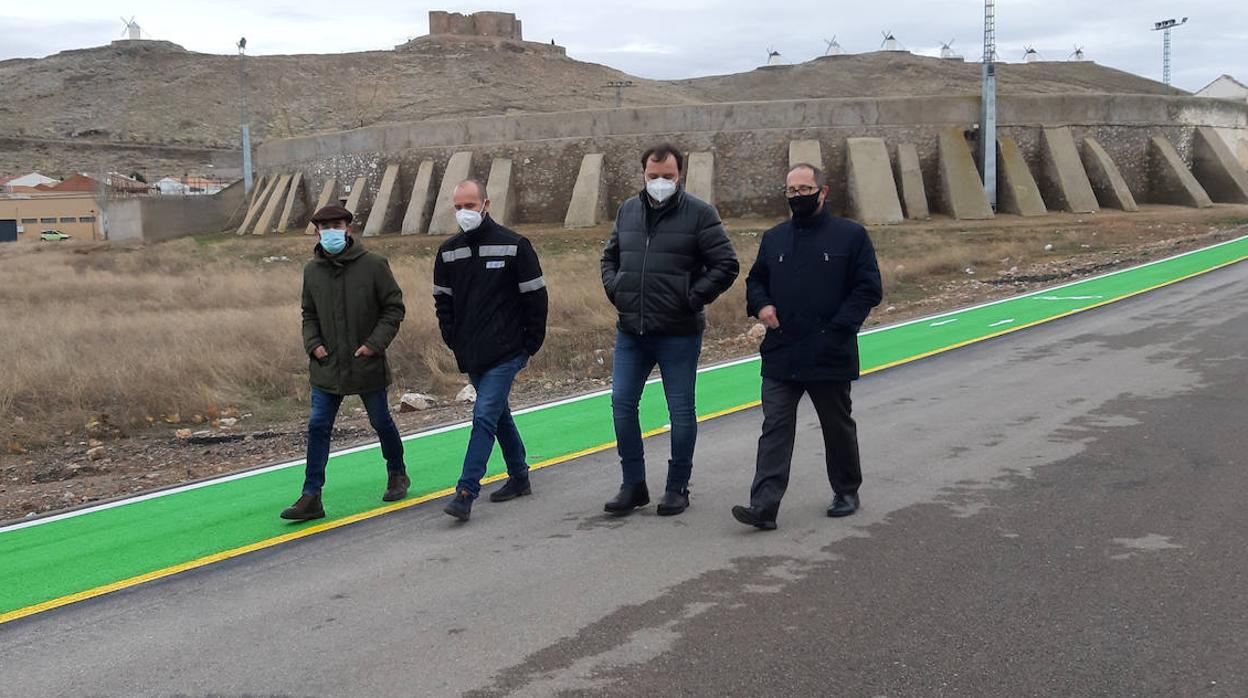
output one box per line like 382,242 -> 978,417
814,327 -> 856,367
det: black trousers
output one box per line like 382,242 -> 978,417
750,377 -> 861,517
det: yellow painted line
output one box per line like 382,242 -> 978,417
5,251 -> 1245,626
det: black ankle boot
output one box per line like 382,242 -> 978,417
489,476 -> 532,503
444,490 -> 473,521
603,482 -> 650,516
656,487 -> 690,516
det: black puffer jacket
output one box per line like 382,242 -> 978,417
746,207 -> 882,383
601,190 -> 739,336
433,215 -> 548,374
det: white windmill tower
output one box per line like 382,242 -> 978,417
1068,45 -> 1086,61
119,16 -> 143,41
1022,45 -> 1042,63
880,31 -> 905,52
765,47 -> 783,66
823,36 -> 844,56
940,38 -> 963,60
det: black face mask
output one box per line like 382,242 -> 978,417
788,192 -> 821,219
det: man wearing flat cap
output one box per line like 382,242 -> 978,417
281,204 -> 410,521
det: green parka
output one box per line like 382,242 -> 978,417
301,237 -> 405,395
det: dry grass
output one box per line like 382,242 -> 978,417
0,232 -> 758,448
2,206 -> 1241,449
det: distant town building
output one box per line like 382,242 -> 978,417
156,177 -> 190,195
155,175 -> 225,195
1196,75 -> 1248,104
0,172 -> 59,193
0,170 -> 158,241
0,193 -> 103,241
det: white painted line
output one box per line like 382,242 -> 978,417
857,233 -> 1248,337
929,319 -> 959,327
1036,295 -> 1104,301
5,233 -> 1246,533
988,319 -> 1016,328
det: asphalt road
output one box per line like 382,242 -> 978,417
2,262 -> 1246,698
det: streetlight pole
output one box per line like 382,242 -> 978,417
978,0 -> 997,210
238,37 -> 253,194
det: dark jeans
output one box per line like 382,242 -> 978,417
456,353 -> 530,499
750,377 -> 861,517
303,387 -> 406,496
610,330 -> 703,492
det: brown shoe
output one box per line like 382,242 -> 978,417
382,472 -> 410,502
280,493 -> 325,521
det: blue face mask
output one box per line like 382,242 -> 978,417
319,229 -> 347,254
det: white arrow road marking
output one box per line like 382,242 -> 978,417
929,319 -> 959,327
988,319 -> 1015,327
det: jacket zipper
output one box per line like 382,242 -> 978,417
639,233 -> 650,334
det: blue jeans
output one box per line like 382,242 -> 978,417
303,387 -> 406,496
457,353 -> 530,499
610,330 -> 702,492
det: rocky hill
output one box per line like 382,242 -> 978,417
0,39 -> 1183,178
677,51 -> 1185,101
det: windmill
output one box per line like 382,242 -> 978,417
119,16 -> 142,41
940,38 -> 963,60
1022,45 -> 1041,63
880,31 -> 904,52
1068,45 -> 1086,61
823,36 -> 843,56
765,47 -> 783,66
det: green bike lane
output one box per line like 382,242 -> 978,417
2,234 -> 1246,623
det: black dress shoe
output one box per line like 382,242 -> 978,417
382,472 -> 410,502
489,476 -> 532,503
827,492 -> 860,518
280,493 -> 325,521
444,490 -> 473,521
656,488 -> 690,516
603,483 -> 650,516
731,505 -> 777,530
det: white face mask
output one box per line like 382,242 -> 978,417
455,208 -> 483,232
646,177 -> 678,204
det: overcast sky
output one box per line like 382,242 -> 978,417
2,1 -> 1244,93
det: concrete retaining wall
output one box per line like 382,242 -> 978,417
108,182 -> 244,243
256,94 -> 1248,227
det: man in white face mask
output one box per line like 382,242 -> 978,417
434,179 -> 549,522
600,143 -> 740,517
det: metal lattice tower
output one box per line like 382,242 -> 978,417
979,0 -> 997,209
1163,30 -> 1171,83
1152,17 -> 1188,86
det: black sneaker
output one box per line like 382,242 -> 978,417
603,482 -> 650,516
827,492 -> 860,518
382,472 -> 410,502
444,490 -> 473,521
656,487 -> 690,516
280,493 -> 325,521
731,505 -> 778,530
488,476 -> 532,503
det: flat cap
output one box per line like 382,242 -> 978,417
309,205 -> 353,224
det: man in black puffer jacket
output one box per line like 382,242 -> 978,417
732,163 -> 882,531
600,143 -> 740,517
434,179 -> 549,522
